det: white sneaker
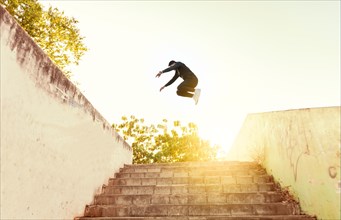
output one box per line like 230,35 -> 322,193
193,88 -> 201,105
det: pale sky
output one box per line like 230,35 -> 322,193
41,0 -> 340,153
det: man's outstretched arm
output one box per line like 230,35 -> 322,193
159,73 -> 179,92
161,62 -> 182,73
156,62 -> 182,78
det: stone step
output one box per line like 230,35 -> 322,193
94,192 -> 284,205
115,168 -> 266,178
76,161 -> 316,220
123,161 -> 257,168
109,175 -> 272,186
77,216 -> 315,220
120,164 -> 264,174
83,203 -> 301,217
102,183 -> 276,195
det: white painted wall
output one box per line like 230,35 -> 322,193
228,107 -> 340,220
0,6 -> 132,219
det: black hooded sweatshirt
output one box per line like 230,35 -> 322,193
161,62 -> 198,87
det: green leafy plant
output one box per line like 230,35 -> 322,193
1,0 -> 88,78
112,115 -> 221,164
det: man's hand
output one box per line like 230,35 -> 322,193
160,86 -> 165,92
155,71 -> 162,78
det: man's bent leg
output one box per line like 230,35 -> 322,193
177,79 -> 198,98
176,90 -> 193,98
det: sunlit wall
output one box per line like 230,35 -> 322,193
228,107 -> 340,220
0,6 -> 132,219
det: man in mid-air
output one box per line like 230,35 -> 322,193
156,60 -> 201,105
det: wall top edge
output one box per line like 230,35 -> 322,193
247,106 -> 340,116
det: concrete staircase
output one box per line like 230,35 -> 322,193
76,161 -> 316,220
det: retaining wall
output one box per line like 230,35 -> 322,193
228,107 -> 340,220
0,6 -> 132,219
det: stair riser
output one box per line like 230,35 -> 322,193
103,184 -> 276,195
109,175 -> 272,186
124,161 -> 256,167
85,204 -> 299,217
123,162 -> 259,170
120,166 -> 264,175
94,193 -> 283,205
116,169 -> 266,178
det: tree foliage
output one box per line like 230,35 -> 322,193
112,115 -> 221,164
1,0 -> 88,78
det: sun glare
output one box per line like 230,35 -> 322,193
197,123 -> 241,159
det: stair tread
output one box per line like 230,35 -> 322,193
121,166 -> 262,171
77,216 -> 315,220
123,161 -> 257,166
111,175 -> 270,179
96,191 -> 282,196
86,202 -> 296,206
120,167 -> 263,172
105,183 -> 276,187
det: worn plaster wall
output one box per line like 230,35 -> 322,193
228,107 -> 340,220
0,6 -> 132,219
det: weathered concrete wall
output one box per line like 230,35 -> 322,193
228,107 -> 340,220
0,6 -> 132,219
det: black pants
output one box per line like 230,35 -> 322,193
177,77 -> 198,98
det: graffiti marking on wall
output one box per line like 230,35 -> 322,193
284,117 -> 311,182
328,166 -> 338,179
